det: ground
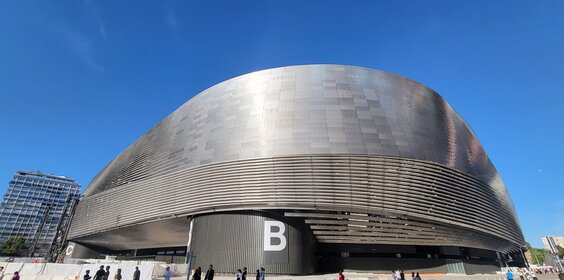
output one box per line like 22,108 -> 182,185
168,272 -> 562,280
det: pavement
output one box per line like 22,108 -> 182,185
165,273 -> 562,280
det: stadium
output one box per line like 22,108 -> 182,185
66,65 -> 525,274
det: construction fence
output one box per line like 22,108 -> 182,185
0,260 -> 188,280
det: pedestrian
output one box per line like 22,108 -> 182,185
411,272 -> 415,280
400,270 -> 405,280
259,268 -> 265,280
395,270 -> 401,280
114,269 -> 122,280
242,267 -> 247,280
103,266 -> 110,280
0,266 -> 5,280
204,265 -> 214,280
236,269 -> 242,280
255,270 -> 260,280
133,267 -> 140,280
507,270 -> 515,280
338,270 -> 345,280
414,272 -> 422,280
84,270 -> 92,280
10,272 -> 19,280
164,267 -> 171,280
192,267 -> 201,280
93,266 -> 104,280
392,271 -> 396,280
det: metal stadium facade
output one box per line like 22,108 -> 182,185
66,65 -> 525,274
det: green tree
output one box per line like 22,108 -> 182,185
525,242 -> 548,265
534,249 -> 547,264
1,236 -> 26,256
558,246 -> 564,259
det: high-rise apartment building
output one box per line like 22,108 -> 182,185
542,236 -> 564,253
0,170 -> 80,257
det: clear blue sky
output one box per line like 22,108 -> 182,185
1,1 -> 562,248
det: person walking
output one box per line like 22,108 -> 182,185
114,269 -> 122,280
255,270 -> 260,280
1,267 -> 5,280
204,265 -> 214,280
133,267 -> 140,280
164,267 -> 171,280
102,266 -> 110,280
242,267 -> 247,280
338,270 -> 345,280
236,269 -> 242,280
192,267 -> 201,280
400,270 -> 405,280
414,272 -> 422,280
411,272 -> 415,280
93,266 -> 105,280
259,268 -> 265,280
10,272 -> 19,280
83,270 -> 92,280
507,270 -> 514,280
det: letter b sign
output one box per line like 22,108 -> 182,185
264,221 -> 287,251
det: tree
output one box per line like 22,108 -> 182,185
534,248 -> 547,265
525,242 -> 548,265
558,246 -> 564,259
1,236 -> 26,256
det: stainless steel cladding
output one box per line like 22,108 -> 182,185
68,65 -> 524,259
190,212 -> 316,274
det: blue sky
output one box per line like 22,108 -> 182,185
1,1 -> 563,248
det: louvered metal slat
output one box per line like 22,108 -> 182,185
69,155 -> 522,253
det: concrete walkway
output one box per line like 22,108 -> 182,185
168,273 -> 562,280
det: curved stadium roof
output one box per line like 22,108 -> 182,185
70,65 -> 524,253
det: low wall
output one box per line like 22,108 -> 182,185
0,262 -> 183,280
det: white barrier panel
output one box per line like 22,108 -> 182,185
19,263 -> 46,280
0,261 -> 160,280
174,264 -> 188,276
153,263 -> 186,277
39,263 -> 83,280
0,262 -> 10,280
4,263 -> 24,278
152,264 -> 167,278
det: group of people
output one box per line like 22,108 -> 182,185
84,265 -> 141,280
189,264 -> 266,280
0,265 -> 141,280
392,270 -> 422,280
189,266 -> 201,280
336,269 -> 421,280
188,265 -> 265,280
506,267 -> 561,280
1,263 -> 266,280
234,267 -> 266,280
187,266 -> 206,280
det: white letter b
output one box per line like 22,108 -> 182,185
264,221 -> 287,251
